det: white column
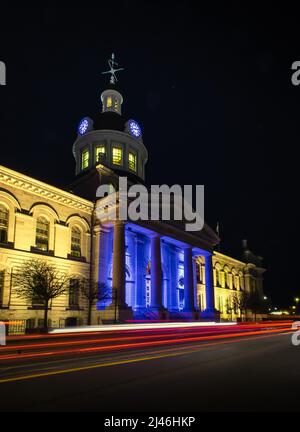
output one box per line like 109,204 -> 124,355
135,237 -> 146,309
183,247 -> 195,311
150,234 -> 163,309
112,221 -> 127,307
204,254 -> 216,311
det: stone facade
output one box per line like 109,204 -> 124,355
0,165 -> 92,328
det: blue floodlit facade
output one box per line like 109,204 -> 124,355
97,228 -> 187,313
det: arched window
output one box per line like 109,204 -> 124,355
36,217 -> 49,251
215,269 -> 221,286
224,268 -> 230,288
0,205 -> 8,244
232,270 -> 237,289
71,227 -> 81,258
196,262 -> 202,283
239,272 -> 244,290
106,96 -> 112,108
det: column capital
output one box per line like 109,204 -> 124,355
135,236 -> 145,245
182,244 -> 193,250
94,224 -> 110,234
114,220 -> 125,228
149,231 -> 161,239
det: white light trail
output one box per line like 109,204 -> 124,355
49,321 -> 237,334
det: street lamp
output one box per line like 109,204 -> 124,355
294,297 -> 299,315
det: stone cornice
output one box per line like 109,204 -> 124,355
214,251 -> 246,267
0,165 -> 94,214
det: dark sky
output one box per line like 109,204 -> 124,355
0,4 -> 299,307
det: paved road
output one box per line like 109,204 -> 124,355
0,324 -> 299,412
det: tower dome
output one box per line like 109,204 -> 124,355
72,54 -> 148,182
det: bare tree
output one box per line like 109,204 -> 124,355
13,259 -> 71,332
246,290 -> 265,321
80,280 -> 111,325
226,297 -> 234,321
231,291 -> 249,321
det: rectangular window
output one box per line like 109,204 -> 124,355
95,145 -> 106,163
36,217 -> 49,251
0,270 -> 4,306
69,279 -> 80,306
32,294 -> 44,307
112,147 -> 123,166
128,152 -> 137,172
81,149 -> 89,170
71,228 -> 81,258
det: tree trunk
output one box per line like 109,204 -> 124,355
43,301 -> 49,332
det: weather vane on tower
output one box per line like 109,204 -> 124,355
102,53 -> 124,85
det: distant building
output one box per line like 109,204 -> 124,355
0,78 -> 265,329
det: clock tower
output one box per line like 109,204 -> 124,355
69,54 -> 148,201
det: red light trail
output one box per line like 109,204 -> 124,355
0,321 -> 293,363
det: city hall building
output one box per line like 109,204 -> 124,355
0,64 -> 265,329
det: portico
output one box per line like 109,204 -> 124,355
96,218 -> 220,323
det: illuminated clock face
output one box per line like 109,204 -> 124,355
129,120 -> 142,138
78,118 -> 89,135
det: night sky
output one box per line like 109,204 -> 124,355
0,5 -> 299,307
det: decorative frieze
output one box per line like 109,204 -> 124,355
0,166 -> 93,214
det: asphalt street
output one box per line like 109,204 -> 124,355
0,323 -> 298,412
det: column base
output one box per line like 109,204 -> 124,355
151,307 -> 169,320
180,309 -> 200,321
200,308 -> 221,322
134,307 -> 168,321
100,304 -> 133,324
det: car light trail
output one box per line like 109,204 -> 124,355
0,326 -> 293,362
49,321 -> 237,334
5,320 -> 293,343
0,331 -> 293,385
0,325 -> 269,352
1,322 -> 292,353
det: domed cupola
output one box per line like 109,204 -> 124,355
101,88 -> 123,115
72,53 -> 148,181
